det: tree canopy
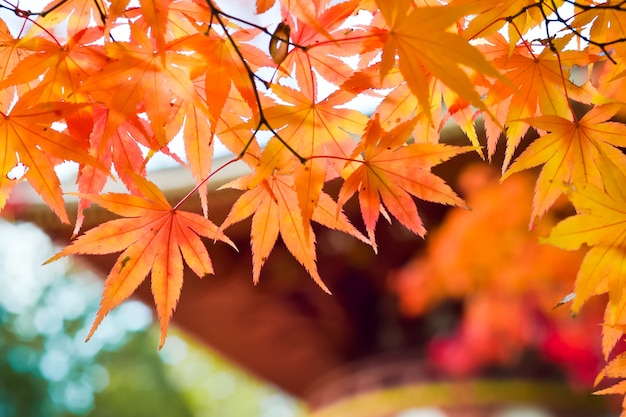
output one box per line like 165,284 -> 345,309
2,0 -> 626,411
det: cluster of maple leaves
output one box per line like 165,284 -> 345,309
2,0 -> 626,409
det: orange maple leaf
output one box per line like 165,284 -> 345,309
2,27 -> 106,104
570,1 -> 626,56
37,0 -> 107,37
279,0 -> 336,41
172,29 -> 270,127
276,0 -> 363,93
220,171 -> 368,291
376,0 -> 500,123
73,106 -> 156,235
461,0 -> 563,43
79,23 -> 204,148
0,101 -> 102,222
337,116 -> 471,251
165,72 -> 264,217
1,27 -> 107,146
342,64 -> 445,145
137,0 -> 171,52
479,33 -> 594,164
601,304 -> 626,361
259,85 -> 367,234
0,19 -> 31,111
167,98 -> 214,217
385,76 -> 481,148
503,104 -> 626,225
107,0 -> 170,52
46,174 -> 235,348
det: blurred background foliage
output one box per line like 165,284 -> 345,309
0,220 -> 305,417
0,165 -> 614,417
389,165 -> 606,385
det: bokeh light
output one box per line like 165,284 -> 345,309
0,220 -> 305,417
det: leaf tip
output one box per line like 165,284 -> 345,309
158,330 -> 167,350
42,252 -> 63,265
316,278 -> 332,295
84,316 -> 102,344
366,229 -> 378,254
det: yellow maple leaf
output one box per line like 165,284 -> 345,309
544,175 -> 626,323
376,0 -> 500,123
503,104 -> 626,225
479,33 -> 594,166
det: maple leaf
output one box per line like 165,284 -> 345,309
73,106 -> 154,235
459,0 -> 563,44
337,116 -> 472,251
594,353 -> 626,410
592,50 -> 626,106
167,98 -> 214,217
0,19 -> 31,111
2,27 -> 106,103
0,101 -> 103,222
570,1 -> 626,56
46,173 -> 235,348
79,23 -> 204,148
502,104 -> 626,225
165,75 -> 263,217
279,0 -> 335,41
544,177 -> 626,325
342,64 -> 445,144
276,0 -> 363,94
376,0 -> 500,123
601,304 -> 626,361
220,171 -> 368,291
37,0 -> 107,37
107,0 -> 170,52
258,85 -> 367,234
171,29 -> 270,127
137,0 -> 171,52
1,27 -> 107,144
479,34 -> 595,164
378,74 -> 481,148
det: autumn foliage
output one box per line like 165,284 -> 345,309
2,0 -> 626,409
390,165 -> 603,384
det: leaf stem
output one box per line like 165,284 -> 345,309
173,157 -> 241,211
